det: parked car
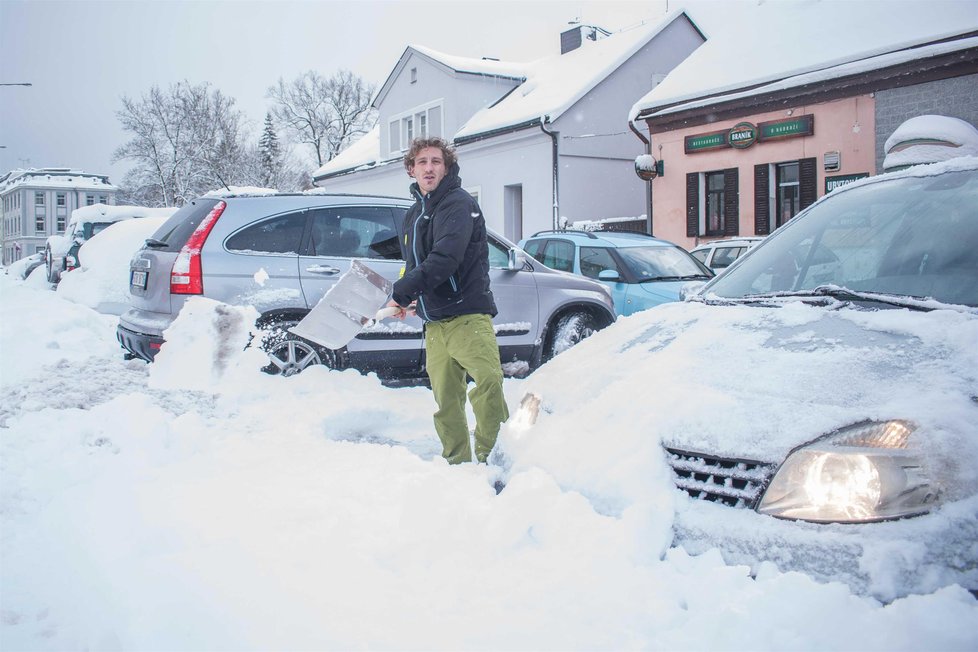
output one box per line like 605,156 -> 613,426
504,156 -> 978,601
45,204 -> 176,284
518,230 -> 713,316
116,192 -> 615,380
689,236 -> 765,274
7,252 -> 46,279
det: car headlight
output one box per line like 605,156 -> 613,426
757,420 -> 940,523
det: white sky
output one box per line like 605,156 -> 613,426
0,0 -> 722,182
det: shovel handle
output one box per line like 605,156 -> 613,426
374,305 -> 405,321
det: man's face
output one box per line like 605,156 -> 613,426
410,147 -> 447,194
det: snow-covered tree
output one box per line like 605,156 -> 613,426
267,70 -> 377,167
113,81 -> 254,206
258,112 -> 281,188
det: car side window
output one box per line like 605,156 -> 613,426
308,206 -> 400,259
541,240 -> 575,272
712,246 -> 745,269
522,239 -> 544,260
579,246 -> 620,279
226,212 -> 306,255
690,249 -> 709,264
487,236 -> 510,269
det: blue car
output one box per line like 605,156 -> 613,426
519,230 -> 713,316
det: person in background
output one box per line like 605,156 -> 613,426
386,137 -> 509,465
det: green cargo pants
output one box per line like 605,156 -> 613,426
424,313 -> 510,464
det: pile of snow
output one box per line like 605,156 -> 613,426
203,185 -> 279,197
1,271 -> 977,650
883,115 -> 978,171
56,215 -> 170,315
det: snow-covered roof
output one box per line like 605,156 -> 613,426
630,0 -> 978,122
312,125 -> 395,179
456,10 -> 694,140
637,35 -> 978,120
0,167 -> 117,193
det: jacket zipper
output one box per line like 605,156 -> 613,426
413,193 -> 431,321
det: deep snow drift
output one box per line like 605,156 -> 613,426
1,271 -> 977,651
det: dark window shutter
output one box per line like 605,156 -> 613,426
686,173 -> 699,237
723,168 -> 739,236
800,157 -> 818,209
754,164 -> 770,235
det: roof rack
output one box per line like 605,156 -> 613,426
529,229 -> 598,239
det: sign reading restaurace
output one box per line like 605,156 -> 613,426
685,114 -> 815,154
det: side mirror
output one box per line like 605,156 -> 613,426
598,269 -> 621,282
507,248 -> 527,271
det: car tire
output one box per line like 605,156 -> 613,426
545,311 -> 596,361
45,247 -> 59,284
259,324 -> 337,376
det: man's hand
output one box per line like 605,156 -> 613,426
384,299 -> 417,320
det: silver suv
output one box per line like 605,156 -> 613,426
116,193 -> 615,380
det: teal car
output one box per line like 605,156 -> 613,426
519,230 -> 713,316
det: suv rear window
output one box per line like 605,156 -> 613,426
148,199 -> 222,251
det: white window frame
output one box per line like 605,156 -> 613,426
387,99 -> 444,156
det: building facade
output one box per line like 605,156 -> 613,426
1,168 -> 118,265
627,3 -> 978,250
313,10 -> 705,243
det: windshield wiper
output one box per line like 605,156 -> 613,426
639,274 -> 712,283
738,285 -> 933,311
144,238 -> 168,248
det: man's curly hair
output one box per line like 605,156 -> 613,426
403,137 -> 457,172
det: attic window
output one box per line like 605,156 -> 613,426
410,67 -> 417,84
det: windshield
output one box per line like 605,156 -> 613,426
706,168 -> 978,307
616,245 -> 712,280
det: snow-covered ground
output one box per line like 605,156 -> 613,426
1,268 -> 977,650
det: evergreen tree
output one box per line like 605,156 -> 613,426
258,112 -> 281,188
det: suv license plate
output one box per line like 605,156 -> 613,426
131,270 -> 148,290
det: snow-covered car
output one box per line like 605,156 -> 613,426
689,236 -> 765,274
45,204 -> 175,284
502,156 -> 978,601
883,114 -> 978,172
6,252 -> 45,280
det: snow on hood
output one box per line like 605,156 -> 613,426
501,300 -> 978,510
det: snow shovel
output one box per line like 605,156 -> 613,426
289,259 -> 401,350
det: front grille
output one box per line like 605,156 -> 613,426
665,447 -> 776,509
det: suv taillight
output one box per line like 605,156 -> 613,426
170,200 -> 226,295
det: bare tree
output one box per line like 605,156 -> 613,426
114,81 -> 254,206
267,70 -> 376,168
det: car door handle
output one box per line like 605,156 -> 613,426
305,265 -> 341,275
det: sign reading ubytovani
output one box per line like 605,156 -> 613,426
728,122 -> 757,149
825,173 -> 869,193
684,129 -> 728,153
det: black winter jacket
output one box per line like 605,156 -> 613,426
392,162 -> 497,322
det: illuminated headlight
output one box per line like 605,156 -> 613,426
757,421 -> 940,523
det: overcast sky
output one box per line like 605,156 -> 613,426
0,0 -> 742,183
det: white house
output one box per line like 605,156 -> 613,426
312,10 -> 704,242
1,167 -> 118,265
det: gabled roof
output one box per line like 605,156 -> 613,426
456,9 -> 700,140
630,0 -> 978,123
373,45 -> 528,108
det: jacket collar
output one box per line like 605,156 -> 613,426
410,162 -> 462,207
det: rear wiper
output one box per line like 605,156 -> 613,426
144,238 -> 167,249
639,274 -> 711,283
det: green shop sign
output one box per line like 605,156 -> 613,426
685,115 -> 814,154
758,114 -> 815,141
684,130 -> 728,153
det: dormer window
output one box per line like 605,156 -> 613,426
388,101 -> 443,155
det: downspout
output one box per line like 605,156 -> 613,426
539,116 -> 559,230
629,117 -> 654,235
